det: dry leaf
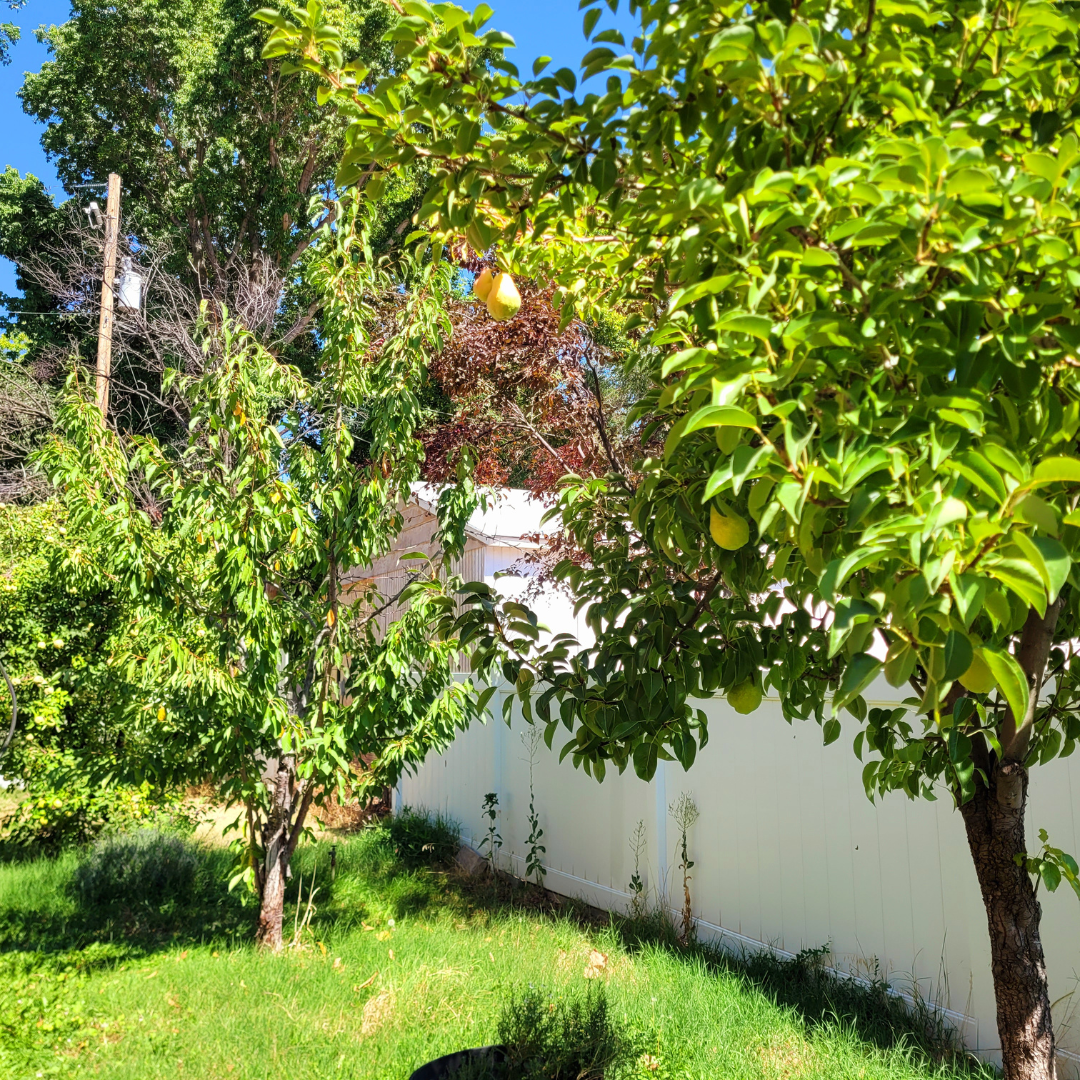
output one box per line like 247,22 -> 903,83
583,950 -> 608,979
354,971 -> 378,992
376,930 -> 391,941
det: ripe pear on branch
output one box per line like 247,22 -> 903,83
709,504 -> 749,550
472,267 -> 494,302
486,272 -> 521,322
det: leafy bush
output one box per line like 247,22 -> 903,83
0,777 -> 197,854
71,828 -> 198,908
0,504 -> 127,783
0,503 -> 202,855
458,987 -> 637,1080
386,806 -> 459,868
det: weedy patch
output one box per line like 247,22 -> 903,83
360,989 -> 395,1037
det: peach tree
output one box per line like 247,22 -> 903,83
38,205 -> 493,949
268,0 -> 1080,1071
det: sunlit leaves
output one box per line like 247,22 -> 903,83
260,0 -> 1080,815
35,203 -> 494,893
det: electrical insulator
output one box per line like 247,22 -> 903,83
117,256 -> 143,311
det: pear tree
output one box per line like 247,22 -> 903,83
268,0 -> 1080,1073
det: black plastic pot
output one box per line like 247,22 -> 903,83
409,1044 -> 507,1080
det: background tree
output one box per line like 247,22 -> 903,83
0,0 -> 427,490
0,501 -> 194,849
0,1 -> 27,66
420,262 -> 643,495
38,204 -> 493,949
272,0 -> 1080,1075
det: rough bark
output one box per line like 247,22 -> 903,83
960,765 -> 1055,1080
957,601 -> 1063,1080
255,755 -> 296,951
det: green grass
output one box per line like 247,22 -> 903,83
0,814 -> 996,1080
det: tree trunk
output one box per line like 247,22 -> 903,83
959,761 -> 1056,1080
256,755 -> 296,951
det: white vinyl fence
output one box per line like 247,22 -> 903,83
400,678 -> 1080,1071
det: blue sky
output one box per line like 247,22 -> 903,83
0,0 -> 638,297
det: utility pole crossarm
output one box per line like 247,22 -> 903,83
95,172 -> 121,420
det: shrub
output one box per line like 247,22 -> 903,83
386,806 -> 459,868
458,986 -> 636,1080
0,777 -> 197,854
71,828 -> 198,908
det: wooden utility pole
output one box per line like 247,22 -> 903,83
95,173 -> 121,419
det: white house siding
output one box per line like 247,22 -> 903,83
343,490 -> 594,670
401,677 -> 1080,1070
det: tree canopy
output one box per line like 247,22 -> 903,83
267,0 -> 1080,1073
39,204 -> 493,947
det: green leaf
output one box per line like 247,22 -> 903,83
553,67 -> 577,92
1015,494 -> 1058,535
949,572 -> 986,627
632,741 -> 658,782
683,405 -> 758,434
981,646 -> 1030,727
715,311 -> 772,339
1032,537 -> 1071,603
1041,862 -> 1062,892
884,638 -> 917,688
987,559 -> 1047,616
819,547 -> 885,604
950,451 -> 1007,503
834,652 -> 881,711
943,631 -> 973,683
476,685 -> 497,715
1032,457 -> 1080,486
1011,532 -> 1070,602
590,155 -> 618,195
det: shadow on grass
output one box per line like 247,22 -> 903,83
0,813 -> 463,972
0,843 -> 256,971
0,813 -> 994,1078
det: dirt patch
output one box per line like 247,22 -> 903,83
755,1033 -> 819,1079
360,989 -> 395,1036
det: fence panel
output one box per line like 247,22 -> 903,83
400,679 -> 1080,1067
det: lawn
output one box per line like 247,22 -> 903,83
0,811 -> 995,1080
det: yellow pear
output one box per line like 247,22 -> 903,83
710,505 -> 749,550
487,272 -> 522,322
959,651 -> 996,695
729,681 -> 762,715
473,267 -> 494,302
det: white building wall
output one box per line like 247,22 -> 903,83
401,678 -> 1080,1070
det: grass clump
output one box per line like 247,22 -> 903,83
496,987 -> 636,1079
72,828 -> 198,908
386,805 -> 460,868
